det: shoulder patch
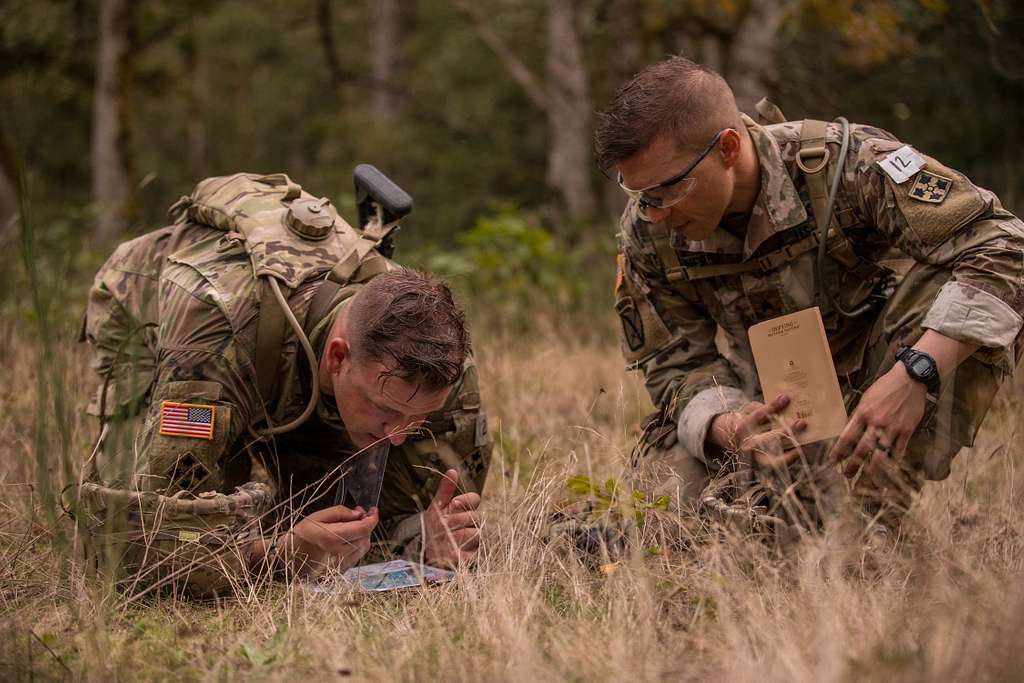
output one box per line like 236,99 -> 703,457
892,159 -> 987,246
908,170 -> 953,203
617,297 -> 645,352
615,254 -> 625,295
160,401 -> 216,440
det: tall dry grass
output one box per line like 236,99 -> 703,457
2,307 -> 1024,682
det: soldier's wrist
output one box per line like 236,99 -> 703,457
707,412 -> 740,450
251,532 -> 297,575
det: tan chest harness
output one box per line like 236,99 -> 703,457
646,115 -> 890,314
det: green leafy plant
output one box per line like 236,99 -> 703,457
239,626 -> 289,669
566,474 -> 670,525
413,207 -> 586,312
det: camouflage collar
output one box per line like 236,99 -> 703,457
742,113 -> 808,258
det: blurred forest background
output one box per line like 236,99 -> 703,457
1,0 -> 1022,315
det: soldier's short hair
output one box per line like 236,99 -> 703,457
346,269 -> 469,391
594,56 -> 744,171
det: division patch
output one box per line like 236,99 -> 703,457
160,401 -> 216,440
908,170 -> 953,204
618,297 -> 645,352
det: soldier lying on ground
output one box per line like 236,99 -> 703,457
73,172 -> 491,596
592,57 -> 1024,538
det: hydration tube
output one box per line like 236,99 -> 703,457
815,117 -> 874,319
255,277 -> 321,436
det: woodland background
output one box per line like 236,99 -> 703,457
2,2 -> 1024,681
1,0 -> 1022,308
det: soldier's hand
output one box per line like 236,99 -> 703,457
286,505 -> 380,574
829,362 -> 927,479
708,394 -> 807,469
422,469 -> 481,568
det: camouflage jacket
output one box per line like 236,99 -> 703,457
81,178 -> 491,594
616,115 -> 1024,461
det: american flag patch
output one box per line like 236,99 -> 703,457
159,401 -> 216,440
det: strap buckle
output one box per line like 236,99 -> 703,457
666,267 -> 692,282
796,146 -> 830,174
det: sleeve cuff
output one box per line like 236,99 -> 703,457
676,386 -> 748,461
921,281 -> 1023,349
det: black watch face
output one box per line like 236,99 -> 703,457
912,357 -> 932,376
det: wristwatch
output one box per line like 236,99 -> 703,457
895,345 -> 941,397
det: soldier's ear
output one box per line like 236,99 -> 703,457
719,128 -> 742,169
324,335 -> 351,375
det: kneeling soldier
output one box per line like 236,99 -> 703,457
596,58 -> 1024,534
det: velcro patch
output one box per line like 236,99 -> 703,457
159,401 -> 216,440
474,414 -> 489,448
908,170 -> 953,203
892,160 -> 986,246
617,297 -> 645,351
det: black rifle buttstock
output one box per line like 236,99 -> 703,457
354,164 -> 413,229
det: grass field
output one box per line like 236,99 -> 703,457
2,307 -> 1024,682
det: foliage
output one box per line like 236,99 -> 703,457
4,0 -> 1020,270
566,474 -> 670,525
239,626 -> 290,669
415,208 -> 578,307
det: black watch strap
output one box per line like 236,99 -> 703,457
896,345 -> 941,396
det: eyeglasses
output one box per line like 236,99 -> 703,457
616,130 -> 724,222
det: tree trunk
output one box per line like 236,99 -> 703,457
0,126 -> 19,245
372,0 -> 401,122
545,0 -> 595,225
91,0 -> 133,243
601,0 -> 643,221
184,23 -> 208,180
318,0 -> 345,89
725,0 -> 787,115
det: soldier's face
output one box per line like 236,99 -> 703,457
617,132 -> 737,241
333,356 -> 452,449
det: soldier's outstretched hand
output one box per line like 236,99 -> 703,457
708,394 -> 808,469
828,362 -> 927,479
422,469 -> 481,568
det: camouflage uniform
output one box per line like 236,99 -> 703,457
77,174 -> 491,595
618,115 -> 1024,526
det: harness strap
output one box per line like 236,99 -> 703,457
798,119 -> 889,284
662,227 -> 851,283
754,97 -> 786,125
255,277 -> 290,411
798,119 -> 834,232
330,213 -> 399,283
308,278 -> 345,328
799,122 -> 857,273
648,222 -> 684,275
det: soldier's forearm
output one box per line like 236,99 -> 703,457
911,329 -> 980,381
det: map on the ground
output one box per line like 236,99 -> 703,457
304,560 -> 455,594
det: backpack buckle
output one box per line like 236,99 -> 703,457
796,146 -> 830,174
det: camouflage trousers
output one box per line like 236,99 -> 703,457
640,262 -> 1011,533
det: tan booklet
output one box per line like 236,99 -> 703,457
748,307 -> 848,445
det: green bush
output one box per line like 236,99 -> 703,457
409,207 -> 613,323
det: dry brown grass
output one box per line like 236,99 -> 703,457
2,309 -> 1024,682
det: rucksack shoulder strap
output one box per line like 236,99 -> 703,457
796,119 -> 832,234
255,278 -> 290,408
